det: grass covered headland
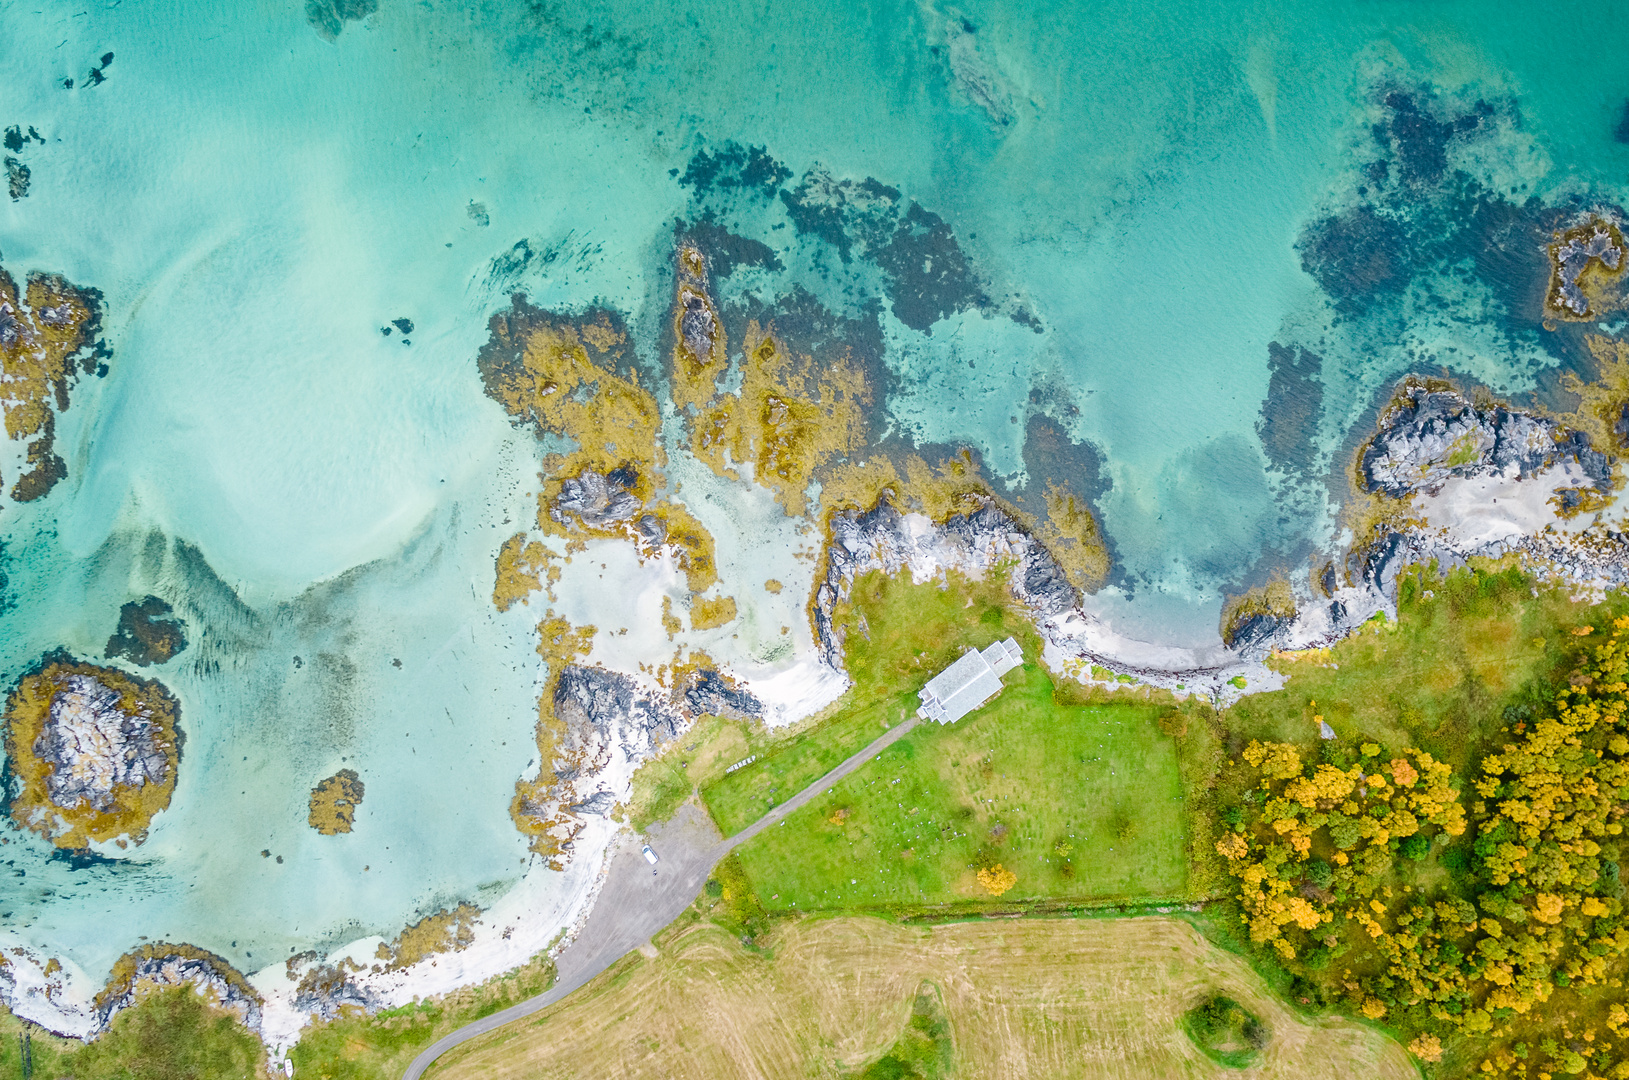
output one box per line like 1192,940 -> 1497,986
701,568 -> 1194,915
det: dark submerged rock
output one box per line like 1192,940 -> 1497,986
305,0 -> 378,41
105,596 -> 188,667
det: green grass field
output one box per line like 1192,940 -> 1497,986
701,569 -> 1189,913
732,664 -> 1188,912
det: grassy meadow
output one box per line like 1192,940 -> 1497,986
693,569 -> 1191,913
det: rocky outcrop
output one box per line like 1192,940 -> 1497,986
679,668 -> 763,721
95,945 -> 262,1033
552,665 -> 686,814
4,658 -> 182,850
1361,385 -> 1611,498
36,675 -> 171,812
293,961 -> 383,1021
814,497 -> 1078,669
1551,222 -> 1625,318
551,466 -> 643,530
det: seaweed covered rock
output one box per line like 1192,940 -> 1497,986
3,656 -> 181,850
0,264 -> 106,503
104,596 -> 187,667
307,769 -> 365,835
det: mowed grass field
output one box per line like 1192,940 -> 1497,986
427,914 -> 1416,1080
697,570 -> 1188,911
734,671 -> 1187,911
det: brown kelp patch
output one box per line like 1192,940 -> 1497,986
103,596 -> 187,667
3,656 -> 181,851
374,904 -> 482,971
308,769 -> 365,835
689,594 -> 738,631
492,532 -> 559,612
477,294 -> 721,592
510,617 -> 597,866
0,264 -> 106,503
690,322 -> 873,515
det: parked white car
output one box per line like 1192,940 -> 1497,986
641,844 -> 658,865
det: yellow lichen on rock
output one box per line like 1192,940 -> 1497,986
690,324 -> 872,515
668,245 -> 728,412
690,594 -> 738,631
307,769 -> 365,835
0,266 -> 104,502
492,532 -> 557,612
3,657 -> 181,851
374,903 -> 482,971
510,617 -> 597,867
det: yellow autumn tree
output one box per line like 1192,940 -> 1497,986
977,865 -> 1017,896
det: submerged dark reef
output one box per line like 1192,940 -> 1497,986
104,596 -> 188,667
1296,83 -> 1617,366
678,140 -> 1014,334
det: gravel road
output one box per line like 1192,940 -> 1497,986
399,714 -> 920,1080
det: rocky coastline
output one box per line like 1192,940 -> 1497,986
93,945 -> 263,1033
808,380 -> 1629,702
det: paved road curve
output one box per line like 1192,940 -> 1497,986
399,715 -> 921,1080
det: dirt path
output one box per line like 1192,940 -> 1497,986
401,715 -> 922,1080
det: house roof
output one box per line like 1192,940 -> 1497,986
918,637 -> 1021,725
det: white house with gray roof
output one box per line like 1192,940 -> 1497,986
917,637 -> 1022,725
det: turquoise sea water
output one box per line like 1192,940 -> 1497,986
2,0 -> 1628,1018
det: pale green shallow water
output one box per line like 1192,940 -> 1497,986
0,0 -> 1626,1006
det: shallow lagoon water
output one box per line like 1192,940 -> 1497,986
1,0 -> 1627,1030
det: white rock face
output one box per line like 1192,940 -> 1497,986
35,675 -> 170,811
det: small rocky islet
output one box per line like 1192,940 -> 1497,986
2,656 -> 181,851
307,769 -> 365,835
